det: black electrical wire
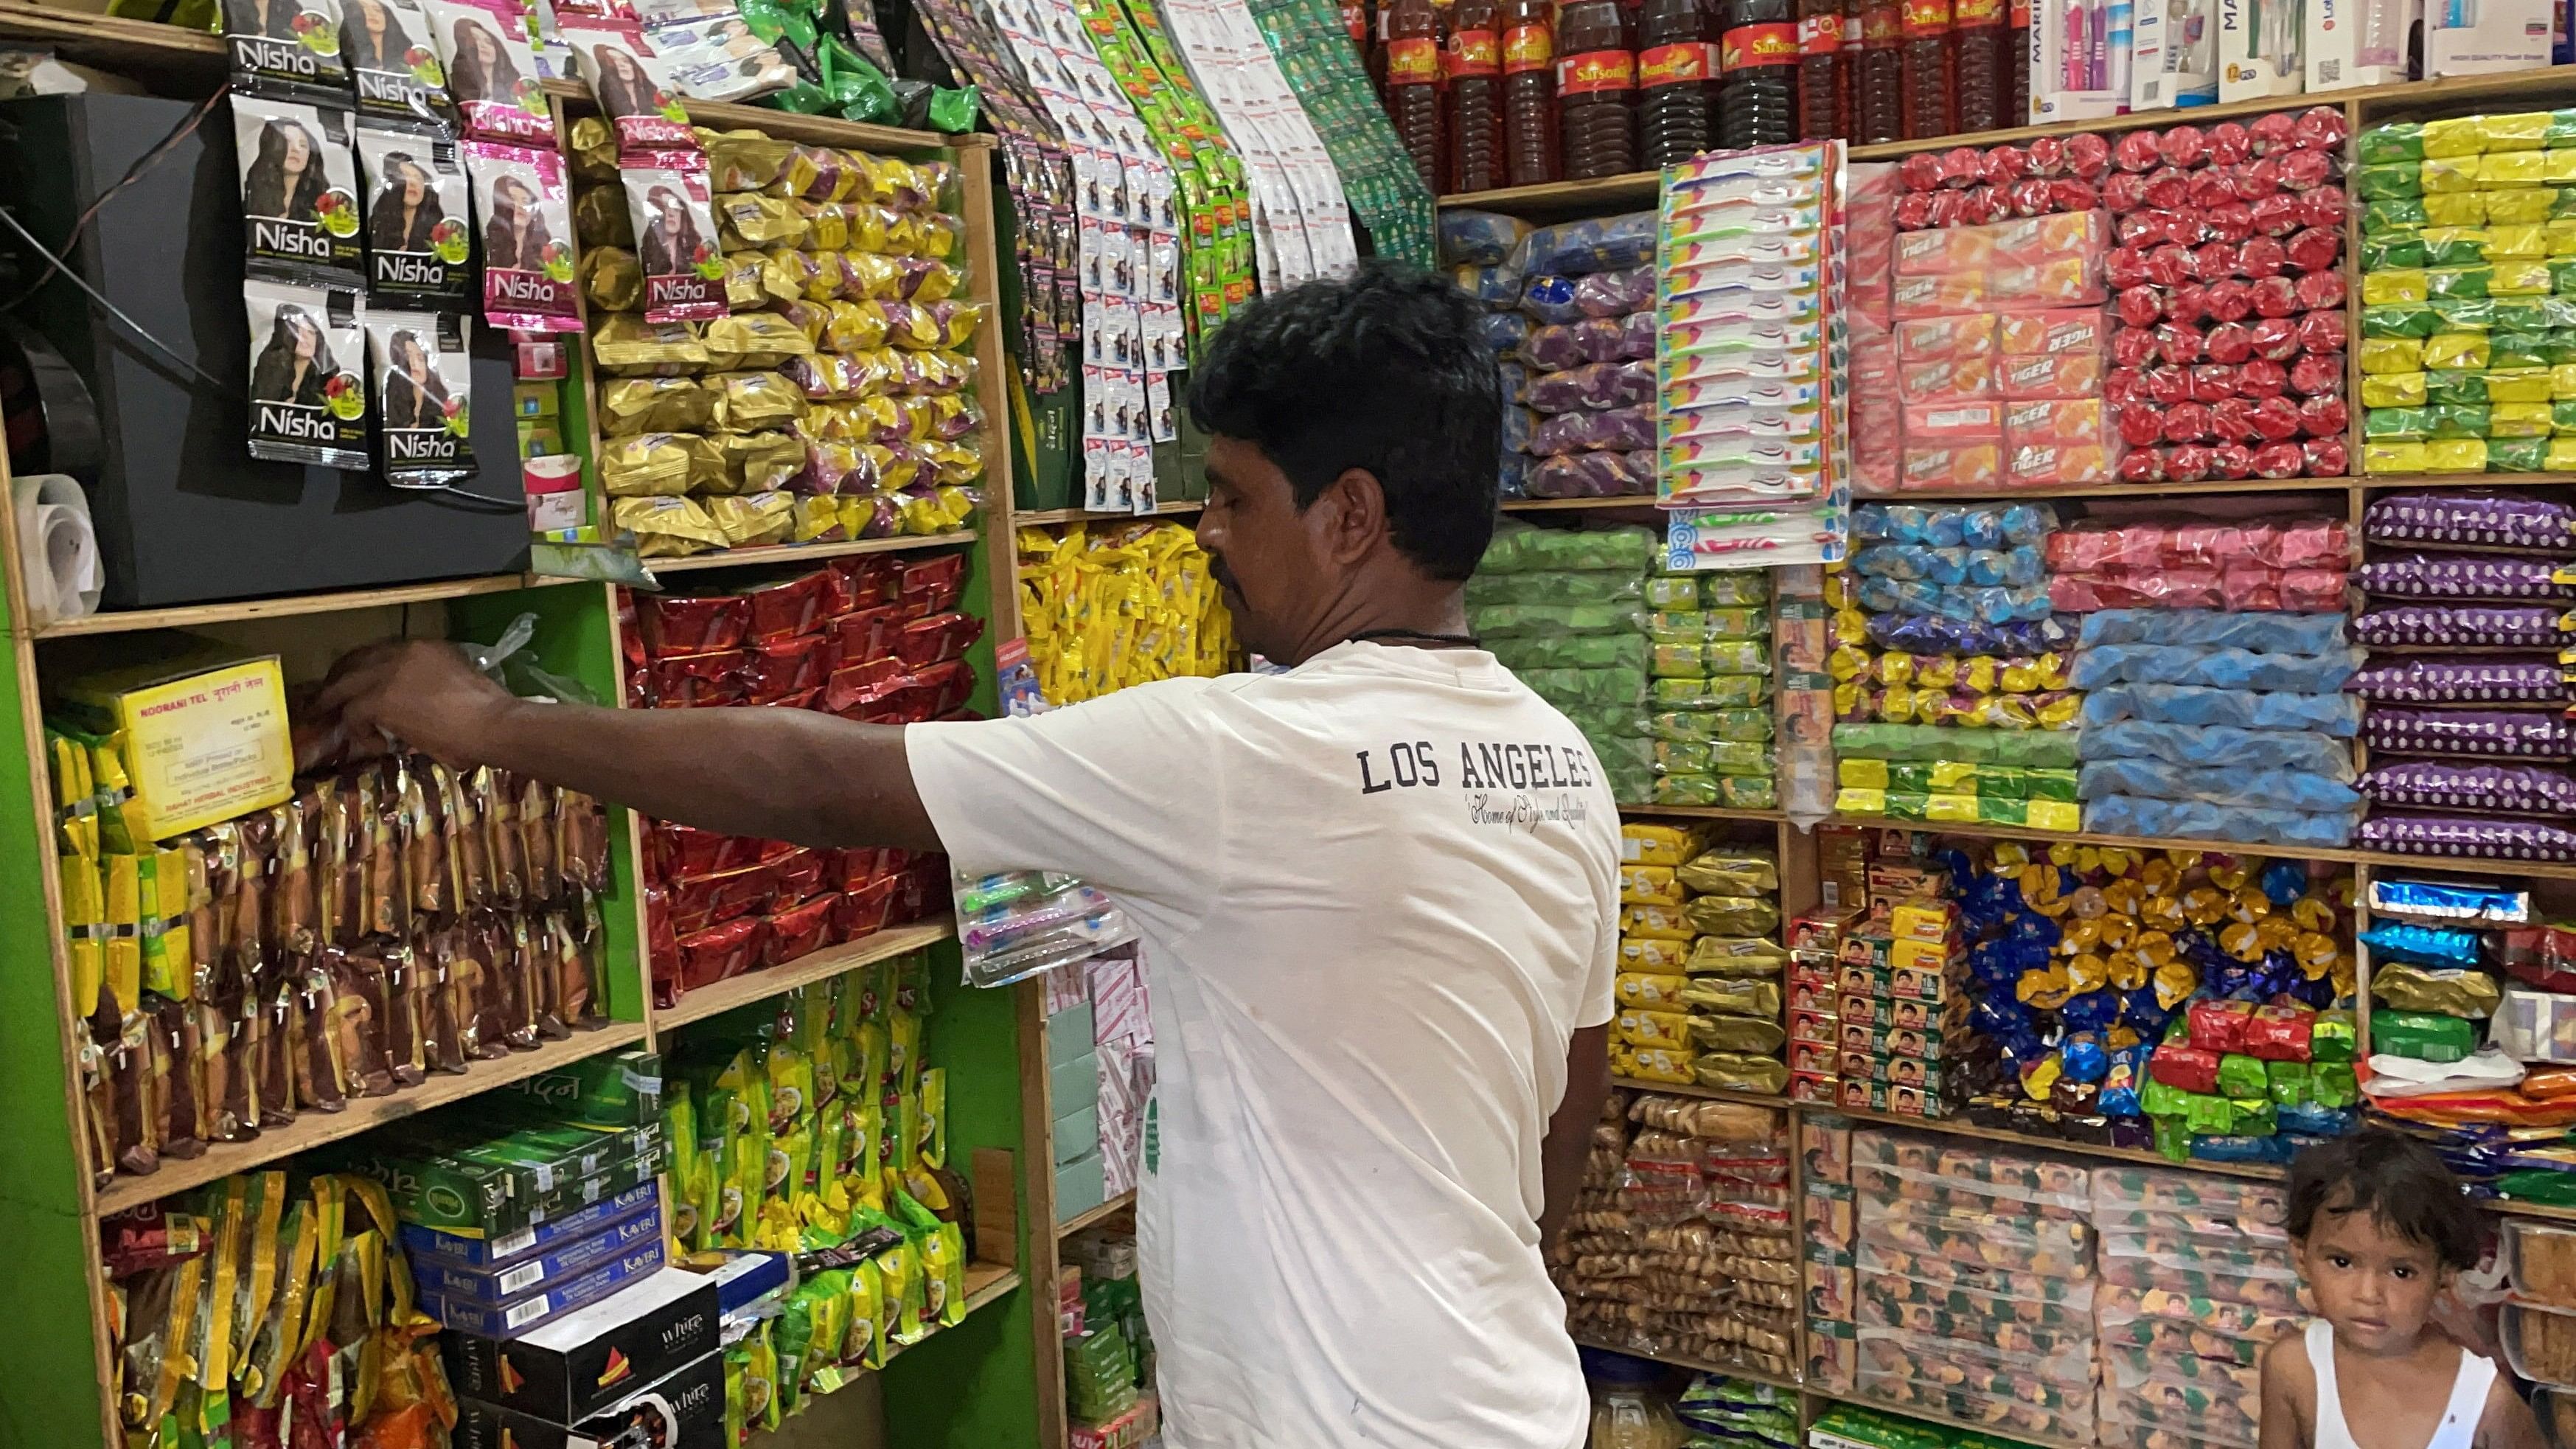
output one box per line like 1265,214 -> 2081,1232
0,206 -> 238,399
0,86 -> 226,313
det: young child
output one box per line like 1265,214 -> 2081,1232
2262,1130 -> 2544,1449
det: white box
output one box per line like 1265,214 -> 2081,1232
2034,0 -> 2134,120
2428,0 -> 2553,72
2218,0 -> 2306,97
2133,0 -> 2220,105
2306,0 -> 2420,88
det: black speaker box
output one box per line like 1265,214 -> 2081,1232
1,92 -> 530,610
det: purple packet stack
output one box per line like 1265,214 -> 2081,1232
1573,267 -> 1654,318
1530,406 -> 1655,457
2345,656 -> 2573,705
1525,451 -> 1655,498
2358,812 -> 2576,860
2357,553 -> 2575,601
2353,605 -> 2575,647
1526,360 -> 1656,415
2359,760 -> 2576,814
2365,706 -> 2576,758
2364,493 -> 2576,551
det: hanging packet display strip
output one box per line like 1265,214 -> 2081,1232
355,125 -> 476,305
1155,0 -> 1359,291
233,94 -> 369,287
244,277 -> 372,470
1242,0 -> 1436,270
1661,142 -> 1853,573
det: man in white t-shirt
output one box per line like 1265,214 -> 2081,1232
307,261 -> 1621,1449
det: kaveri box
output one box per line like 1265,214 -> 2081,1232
410,1203 -> 662,1306
422,1240 -> 669,1339
401,1183 -> 659,1271
451,1347 -> 725,1449
442,1267 -> 722,1423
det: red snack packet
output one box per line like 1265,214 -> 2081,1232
2145,243 -> 2198,286
823,656 -> 903,713
2278,149 -> 2335,192
2103,172 -> 2152,215
2000,352 -> 2106,399
2204,322 -> 2255,364
1967,185 -> 2013,223
834,875 -> 898,941
668,861 -> 779,935
2246,1004 -> 2316,1061
2300,394 -> 2350,436
2285,227 -> 2342,274
2236,358 -> 2288,397
837,553 -> 902,608
2027,136 -> 2068,176
1938,146 -> 1986,186
2187,169 -> 2237,214
2158,324 -> 2206,366
2233,157 -> 2285,200
829,846 -> 898,892
893,611 -> 986,667
2210,442 -> 2255,479
2148,1043 -> 2221,1093
771,846 -> 825,900
2188,364 -> 2238,403
2203,201 -> 2255,243
2166,444 -> 2215,481
2250,274 -> 2302,317
2210,397 -> 2257,442
654,821 -> 759,881
2114,130 -> 2163,173
2302,437 -> 2349,475
2248,316 -> 2301,361
2112,326 -> 2162,368
2117,448 -> 2169,482
2296,184 -> 2347,230
2159,125 -> 2207,168
2251,441 -> 2307,479
2049,177 -> 2102,212
2207,121 -> 2252,166
2143,366 -> 2193,406
2249,395 -> 2303,441
1900,153 -> 1943,191
1893,192 -> 1935,231
2237,235 -> 2287,279
649,650 -> 747,707
832,605 -> 903,666
1984,145 -> 2033,184
2250,192 -> 2302,237
2010,178 -> 2055,217
908,659 -> 977,715
2202,279 -> 2255,322
637,594 -> 750,657
896,552 -> 970,615
675,917 -> 765,990
2066,132 -> 2112,179
2248,110 -> 2297,154
2143,165 -> 2193,210
2295,270 -> 2347,310
2162,401 -> 2213,442
743,571 -> 832,641
2294,103 -> 2348,151
2195,240 -> 2240,280
2117,400 -> 2167,446
2116,285 -> 2164,327
2297,310 -> 2348,353
2104,244 -> 2151,290
748,633 -> 828,703
761,892 -> 838,966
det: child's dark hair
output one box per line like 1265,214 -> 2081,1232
2287,1128 -> 2480,1271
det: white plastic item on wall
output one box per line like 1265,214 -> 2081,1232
12,473 -> 101,625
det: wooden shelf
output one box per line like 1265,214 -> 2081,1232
0,2 -> 223,88
541,80 -> 975,155
1502,497 -> 1663,512
1437,171 -> 1660,215
91,1022 -> 650,1217
1618,805 -> 1790,824
1570,1335 -> 1805,1398
1013,502 -> 1204,527
1833,1105 -> 2290,1181
1612,1076 -> 1794,1108
26,572 -> 574,639
652,922 -> 953,1032
2359,473 -> 2576,488
1056,1188 -> 1137,1239
642,532 -> 975,577
961,1260 -> 1020,1313
1818,813 -> 2576,880
1811,1390 -> 2084,1449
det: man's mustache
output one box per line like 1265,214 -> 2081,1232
1211,555 -> 1239,594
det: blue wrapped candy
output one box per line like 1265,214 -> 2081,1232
2358,920 -> 2483,969
2101,1041 -> 2146,1116
2061,1032 -> 2109,1082
2061,992 -> 2121,1033
2260,861 -> 2310,908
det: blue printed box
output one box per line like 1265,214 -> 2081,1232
413,1205 -> 661,1305
400,1183 -> 658,1271
421,1240 -> 666,1338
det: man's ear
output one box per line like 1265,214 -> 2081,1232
1317,467 -> 1388,566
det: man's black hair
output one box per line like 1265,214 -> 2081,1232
2287,1127 -> 2479,1270
1188,260 -> 1501,582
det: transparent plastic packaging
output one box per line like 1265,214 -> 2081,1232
954,872 -> 1137,987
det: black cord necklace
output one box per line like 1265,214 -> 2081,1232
1346,628 -> 1482,649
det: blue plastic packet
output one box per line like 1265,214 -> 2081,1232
2365,878 -> 2533,924
2357,920 -> 2485,968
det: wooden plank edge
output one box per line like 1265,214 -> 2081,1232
1567,1335 -> 1805,1398
1611,1076 -> 1793,1108
539,78 -> 978,153
26,572 -> 563,639
650,921 -> 953,1033
639,531 -> 977,576
1618,805 -> 1790,824
1054,1188 -> 1136,1239
1012,503 -> 1204,527
90,1021 -> 651,1216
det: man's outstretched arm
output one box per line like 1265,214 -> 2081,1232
305,639 -> 941,851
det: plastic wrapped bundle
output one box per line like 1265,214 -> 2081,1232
2081,685 -> 2362,735
2364,492 -> 2576,550
2359,760 -> 2576,815
2346,656 -> 2573,705
2359,812 -> 2576,861
2086,795 -> 2360,848
2364,707 -> 2576,759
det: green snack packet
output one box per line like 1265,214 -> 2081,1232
2491,436 -> 2552,471
2363,303 -> 2441,338
2366,407 -> 2431,442
2365,197 -> 2431,232
2364,232 -> 2430,270
2310,1010 -> 2356,1063
2359,161 -> 2426,200
2215,1053 -> 2269,1098
2265,1060 -> 2312,1106
2426,369 -> 2490,406
2370,1009 -> 2479,1063
2311,1062 -> 2360,1108
2359,122 -> 2425,164
2428,403 -> 2491,438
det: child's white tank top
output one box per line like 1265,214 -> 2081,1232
2305,1318 -> 2496,1449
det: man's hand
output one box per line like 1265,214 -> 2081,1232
302,639 -> 524,771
